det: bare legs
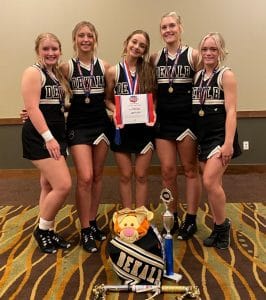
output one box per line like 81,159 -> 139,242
33,157 -> 72,221
200,156 -> 227,225
70,141 -> 108,252
156,136 -> 201,215
200,156 -> 231,249
114,150 -> 153,209
70,141 -> 108,228
32,156 -> 72,253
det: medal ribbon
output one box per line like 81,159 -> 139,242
123,59 -> 139,95
76,57 -> 94,99
43,67 -> 65,112
114,60 -> 139,146
198,68 -> 217,106
164,47 -> 182,87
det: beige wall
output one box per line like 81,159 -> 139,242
1,0 -> 265,117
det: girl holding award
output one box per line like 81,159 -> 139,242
105,30 -> 156,209
150,12 -> 201,239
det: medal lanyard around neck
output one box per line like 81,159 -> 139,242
43,68 -> 65,112
123,59 -> 139,95
198,68 -> 217,106
164,47 -> 182,87
76,57 -> 94,98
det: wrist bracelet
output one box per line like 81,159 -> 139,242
41,130 -> 54,142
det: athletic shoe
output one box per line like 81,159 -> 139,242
203,218 -> 231,249
177,221 -> 197,240
215,218 -> 231,249
34,227 -> 56,254
90,225 -> 107,241
203,229 -> 218,247
49,230 -> 71,249
81,229 -> 97,253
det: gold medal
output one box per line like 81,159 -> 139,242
168,86 -> 174,93
85,97 -> 90,104
198,109 -> 205,117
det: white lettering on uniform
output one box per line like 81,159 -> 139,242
124,256 -> 134,272
45,86 -> 60,98
117,252 -> 126,267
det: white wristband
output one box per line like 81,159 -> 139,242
41,130 -> 54,142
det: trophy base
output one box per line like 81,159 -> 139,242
163,271 -> 182,283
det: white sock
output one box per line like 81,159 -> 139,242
39,218 -> 55,231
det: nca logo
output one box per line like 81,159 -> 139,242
129,95 -> 138,103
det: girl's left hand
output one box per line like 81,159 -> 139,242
217,144 -> 233,166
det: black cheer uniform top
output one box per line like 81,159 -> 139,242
192,66 -> 241,161
110,62 -> 154,154
66,57 -> 112,146
22,64 -> 67,160
155,46 -> 196,140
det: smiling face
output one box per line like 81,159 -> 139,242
74,25 -> 96,54
201,37 -> 220,68
72,22 -> 98,56
124,33 -> 148,59
160,16 -> 182,45
36,35 -> 61,69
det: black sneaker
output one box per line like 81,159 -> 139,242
34,227 -> 57,254
49,230 -> 71,249
177,221 -> 197,240
81,229 -> 97,253
90,225 -> 107,241
161,218 -> 179,236
215,219 -> 231,249
203,229 -> 218,247
203,218 -> 231,249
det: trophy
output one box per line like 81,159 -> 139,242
160,188 -> 182,282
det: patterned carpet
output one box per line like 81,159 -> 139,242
0,203 -> 265,300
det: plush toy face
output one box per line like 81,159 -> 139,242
112,206 -> 154,243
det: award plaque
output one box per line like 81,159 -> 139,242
115,93 -> 154,126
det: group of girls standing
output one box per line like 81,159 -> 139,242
21,12 -> 241,254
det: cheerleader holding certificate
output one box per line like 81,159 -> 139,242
114,64 -> 155,125
105,29 -> 157,209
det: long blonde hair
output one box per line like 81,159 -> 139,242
35,33 -> 72,98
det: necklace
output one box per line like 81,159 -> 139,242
43,67 -> 65,113
130,69 -> 136,76
164,46 -> 182,93
123,59 -> 139,95
198,68 -> 217,117
76,57 -> 94,104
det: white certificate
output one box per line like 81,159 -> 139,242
115,93 -> 154,125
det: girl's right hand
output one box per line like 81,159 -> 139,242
113,108 -> 124,129
45,138 -> 61,160
20,109 -> 29,123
